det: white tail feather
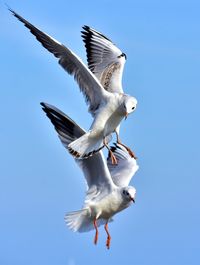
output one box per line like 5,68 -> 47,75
65,209 -> 113,233
68,132 -> 104,158
64,209 -> 93,233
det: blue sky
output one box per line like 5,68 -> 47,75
1,0 -> 200,264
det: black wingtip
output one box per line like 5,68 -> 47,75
40,102 -> 48,110
81,25 -> 90,37
40,103 -> 55,117
40,102 -> 50,108
82,25 -> 90,31
7,5 -> 18,17
81,25 -> 112,42
5,3 -> 11,11
118,52 -> 127,60
40,102 -> 49,116
81,25 -> 113,72
5,2 -> 12,11
8,6 -> 28,26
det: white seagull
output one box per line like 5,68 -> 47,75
41,102 -> 139,249
10,9 -> 137,164
81,26 -> 137,157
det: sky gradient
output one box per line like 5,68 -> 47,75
1,1 -> 200,264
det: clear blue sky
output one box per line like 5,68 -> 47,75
1,0 -> 200,264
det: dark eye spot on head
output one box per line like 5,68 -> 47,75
132,107 -> 135,110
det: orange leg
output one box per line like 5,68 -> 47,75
115,131 -> 137,159
93,219 -> 99,245
103,138 -> 118,165
104,222 -> 111,249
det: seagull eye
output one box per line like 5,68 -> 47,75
132,107 -> 135,110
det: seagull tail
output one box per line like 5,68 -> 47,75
67,132 -> 105,158
64,209 -> 92,233
65,209 -> 113,233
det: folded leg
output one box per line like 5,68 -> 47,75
115,130 -> 137,159
93,218 -> 99,245
103,137 -> 117,165
104,221 -> 111,249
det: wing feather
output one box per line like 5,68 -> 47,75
107,143 -> 139,187
81,25 -> 126,93
41,103 -> 115,198
10,9 -> 109,115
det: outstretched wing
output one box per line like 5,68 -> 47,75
41,102 -> 115,199
81,25 -> 126,93
107,143 -> 139,187
10,9 -> 110,115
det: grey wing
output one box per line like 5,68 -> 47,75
10,9 -> 109,115
41,103 -> 115,199
107,143 -> 139,187
81,26 -> 126,93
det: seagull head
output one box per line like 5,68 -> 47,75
122,96 -> 137,119
121,186 -> 136,203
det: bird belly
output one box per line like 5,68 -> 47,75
90,194 -> 125,220
100,205 -> 120,219
104,113 -> 123,136
90,100 -> 124,138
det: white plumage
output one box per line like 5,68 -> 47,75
81,25 -> 126,94
41,102 -> 139,249
10,9 -> 137,163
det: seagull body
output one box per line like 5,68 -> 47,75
69,92 -> 137,159
86,187 -> 134,220
10,9 -> 137,161
81,26 -> 138,159
41,102 -> 139,249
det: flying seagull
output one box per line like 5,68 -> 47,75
81,26 -> 137,157
9,9 -> 137,164
41,102 -> 139,249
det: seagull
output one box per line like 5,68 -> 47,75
41,102 -> 139,249
81,26 -> 137,158
9,9 -> 137,164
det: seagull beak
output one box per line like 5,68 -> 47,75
131,197 -> 135,203
125,112 -> 128,120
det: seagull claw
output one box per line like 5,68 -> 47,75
104,223 -> 111,249
125,146 -> 137,159
109,150 -> 118,165
115,130 -> 137,159
106,236 -> 111,249
93,219 -> 99,245
103,137 -> 118,165
117,141 -> 137,160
